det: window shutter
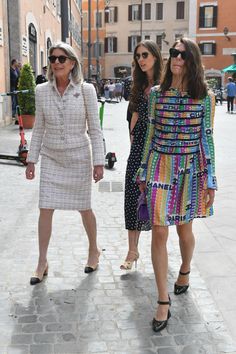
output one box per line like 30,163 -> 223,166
114,7 -> 118,22
105,11 -> 109,23
128,5 -> 132,21
128,37 -> 132,52
156,3 -> 163,20
113,37 -> 117,53
199,7 -> 204,28
105,38 -> 108,53
212,6 -> 217,27
176,1 -> 184,20
138,4 -> 142,20
212,43 -> 216,55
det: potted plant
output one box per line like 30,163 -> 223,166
17,63 -> 36,129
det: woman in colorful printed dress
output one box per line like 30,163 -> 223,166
138,38 -> 217,332
120,40 -> 163,270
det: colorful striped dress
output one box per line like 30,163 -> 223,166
137,87 -> 217,226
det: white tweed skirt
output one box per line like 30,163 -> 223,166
39,145 -> 92,210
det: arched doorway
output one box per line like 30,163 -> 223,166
28,23 -> 37,74
47,38 -> 52,58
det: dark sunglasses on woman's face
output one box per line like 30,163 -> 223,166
135,52 -> 149,60
48,55 -> 69,64
169,48 -> 187,60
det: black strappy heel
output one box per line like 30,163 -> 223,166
174,270 -> 190,295
152,296 -> 171,332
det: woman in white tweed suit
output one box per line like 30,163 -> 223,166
25,42 -> 104,285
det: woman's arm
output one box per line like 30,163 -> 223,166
130,112 -> 138,144
200,92 -> 217,190
26,86 -> 45,163
83,83 -> 104,166
136,88 -> 156,182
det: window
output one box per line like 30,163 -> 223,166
128,35 -> 141,52
145,35 -> 150,40
95,12 -> 102,28
105,37 -> 117,53
105,6 -> 118,23
156,35 -> 162,51
144,3 -> 151,20
56,0 -> 61,16
199,42 -> 216,55
83,13 -> 88,28
176,1 -> 185,20
199,6 -> 217,28
93,42 -> 104,57
156,3 -> 163,20
128,4 -> 141,21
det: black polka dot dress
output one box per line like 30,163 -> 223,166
124,92 -> 151,231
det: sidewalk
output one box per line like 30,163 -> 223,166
0,100 -> 236,354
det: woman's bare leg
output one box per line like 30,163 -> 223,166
175,221 -> 195,286
120,230 -> 140,268
36,208 -> 54,274
80,209 -> 100,267
152,225 -> 169,320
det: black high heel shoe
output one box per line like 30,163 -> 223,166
152,296 -> 171,332
30,263 -> 48,285
174,270 -> 190,295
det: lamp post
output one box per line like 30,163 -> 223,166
96,0 -> 100,81
140,0 -> 143,40
88,0 -> 92,81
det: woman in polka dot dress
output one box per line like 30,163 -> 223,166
120,40 -> 163,270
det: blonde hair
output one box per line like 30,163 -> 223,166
47,41 -> 83,84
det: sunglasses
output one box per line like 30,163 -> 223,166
48,55 -> 69,64
169,48 -> 187,60
135,52 -> 149,60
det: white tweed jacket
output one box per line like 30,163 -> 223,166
27,80 -> 105,166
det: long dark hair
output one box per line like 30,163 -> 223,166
160,37 -> 208,99
130,40 -> 163,111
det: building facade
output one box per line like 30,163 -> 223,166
196,0 -> 236,86
0,0 -> 82,126
0,0 -> 11,126
91,0 -> 190,79
82,0 -> 106,80
82,0 -> 191,80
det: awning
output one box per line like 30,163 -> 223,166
222,64 -> 236,73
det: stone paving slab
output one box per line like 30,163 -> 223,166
0,101 -> 236,353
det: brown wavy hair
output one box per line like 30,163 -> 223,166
160,37 -> 208,99
130,40 -> 163,111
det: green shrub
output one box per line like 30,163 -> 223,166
18,63 -> 36,115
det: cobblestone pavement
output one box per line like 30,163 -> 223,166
0,100 -> 236,354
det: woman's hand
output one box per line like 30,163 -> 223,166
93,165 -> 104,183
25,162 -> 35,180
139,181 -> 147,193
205,188 -> 215,209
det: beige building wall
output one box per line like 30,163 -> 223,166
19,0 -> 61,75
104,0 -> 190,78
0,0 -> 11,126
0,0 -> 82,127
